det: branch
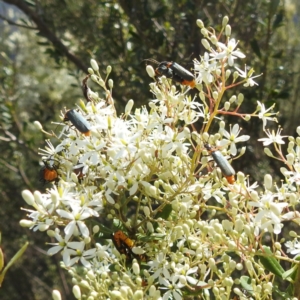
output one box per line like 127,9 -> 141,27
0,13 -> 37,29
2,0 -> 88,72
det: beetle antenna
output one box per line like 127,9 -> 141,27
142,58 -> 159,65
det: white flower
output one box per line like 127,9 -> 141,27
38,139 -> 64,157
210,38 -> 246,66
57,206 -> 91,241
148,252 -> 170,281
258,128 -> 287,146
219,124 -> 250,155
194,52 -> 218,84
283,168 -> 300,186
257,101 -> 278,130
47,229 -> 69,256
235,65 -> 261,87
248,192 -> 288,234
175,264 -> 206,287
62,241 -> 96,267
160,271 -> 183,300
95,243 -> 110,260
285,240 -> 300,257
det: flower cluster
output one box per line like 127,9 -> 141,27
20,16 -> 300,300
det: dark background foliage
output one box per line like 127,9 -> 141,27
0,0 -> 299,299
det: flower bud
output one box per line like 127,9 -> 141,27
225,69 -> 231,80
224,101 -> 230,111
182,223 -> 190,236
199,91 -> 205,102
141,182 -> 158,197
106,65 -> 112,74
275,242 -> 281,250
52,290 -> 62,300
33,191 -> 43,204
132,261 -> 140,275
234,219 -> 244,233
87,68 -> 94,74
120,286 -> 130,297
244,115 -> 251,121
91,74 -> 98,82
289,193 -> 297,205
229,95 -> 236,103
84,236 -> 91,244
212,91 -> 218,100
264,174 -> 273,190
250,190 -> 259,201
212,286 -> 219,296
244,225 -> 252,236
237,93 -> 244,105
93,225 -> 100,234
143,206 -> 150,217
34,121 -> 43,130
237,171 -> 245,183
222,16 -> 229,27
109,291 -> 123,299
208,257 -> 216,269
286,153 -> 295,165
133,290 -> 143,300
108,79 -> 113,89
47,230 -> 56,237
201,28 -> 208,37
147,221 -> 154,232
202,132 -> 209,141
71,172 -> 78,183
51,191 -> 59,206
239,146 -> 246,155
146,65 -> 155,78
289,231 -> 297,237
72,285 -> 81,299
245,260 -> 253,272
225,25 -> 231,36
98,78 -> 105,87
196,19 -> 204,28
22,190 -> 35,205
90,59 -> 99,71
19,219 -> 35,227
233,71 -> 239,82
125,99 -> 134,115
210,35 -> 218,45
201,38 -> 210,50
38,224 -> 49,231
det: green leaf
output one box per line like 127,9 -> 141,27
272,285 -> 292,298
272,50 -> 283,59
250,39 -> 261,59
282,264 -> 297,282
155,204 -> 172,220
273,9 -> 284,30
293,261 -> 300,299
151,7 -> 167,18
240,276 -> 254,295
24,0 -> 36,7
0,242 -> 28,286
257,246 -> 284,277
269,0 -> 280,17
137,233 -> 165,242
97,223 -> 115,236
